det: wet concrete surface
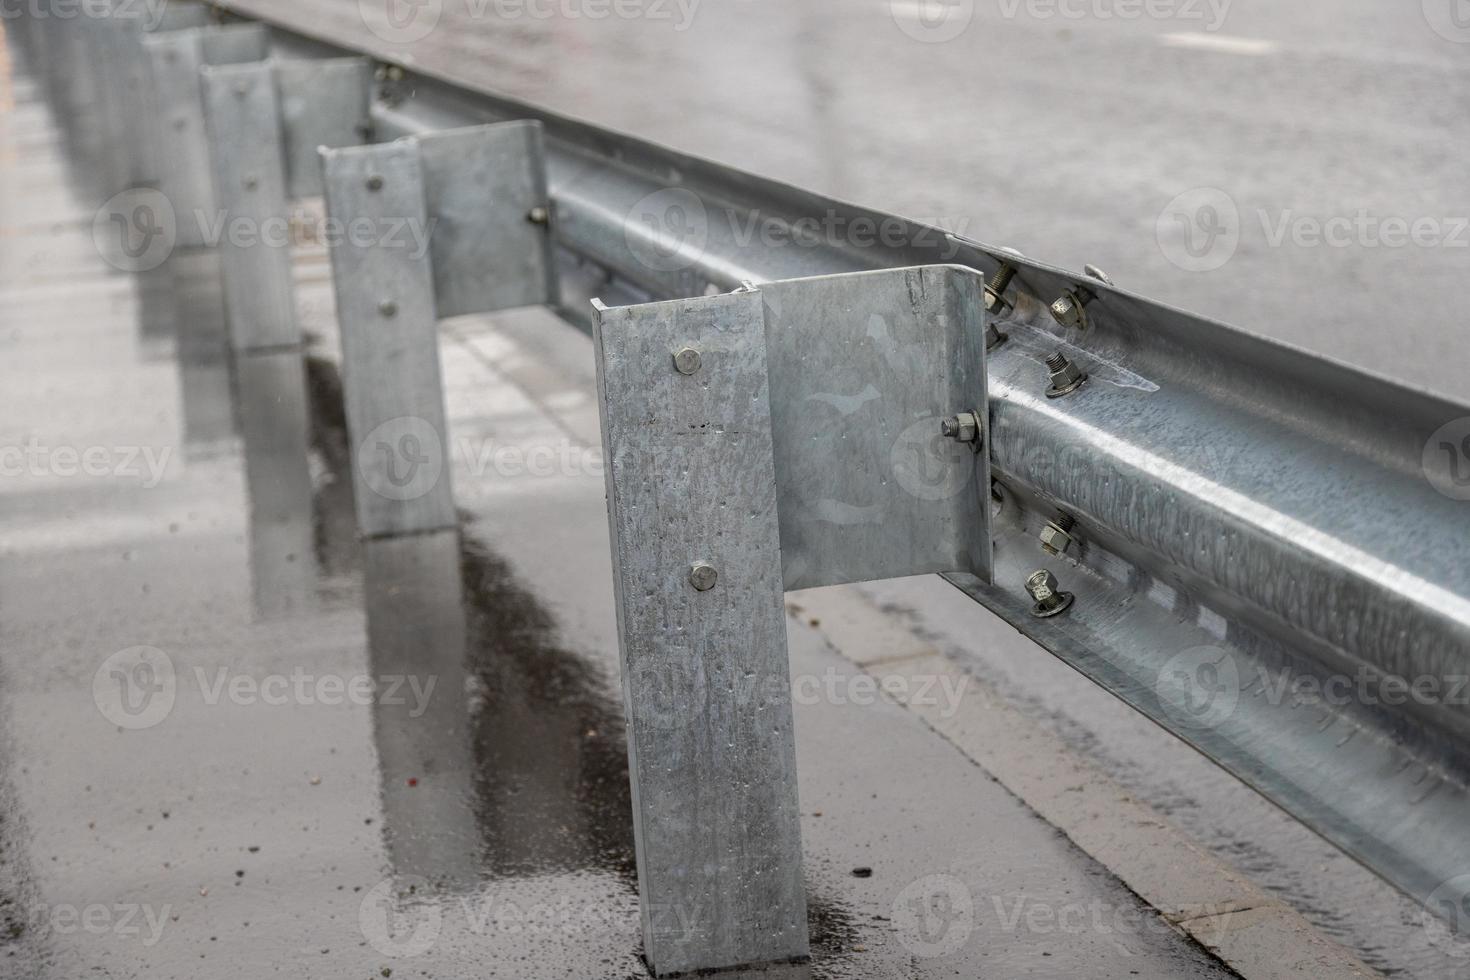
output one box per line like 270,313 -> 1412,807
0,34 -> 1245,980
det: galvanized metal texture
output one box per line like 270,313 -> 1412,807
593,289 -> 810,977
275,58 -> 372,199
416,122 -> 559,318
319,140 -> 457,539
758,265 -> 992,590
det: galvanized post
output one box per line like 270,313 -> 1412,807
594,290 -> 810,977
593,265 -> 993,976
320,141 -> 456,539
142,25 -> 269,244
200,62 -> 298,352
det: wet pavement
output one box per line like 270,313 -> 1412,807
0,28 -> 1248,980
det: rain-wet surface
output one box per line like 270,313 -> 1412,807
0,22 -> 1247,980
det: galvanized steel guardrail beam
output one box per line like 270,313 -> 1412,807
13,1 -> 1470,974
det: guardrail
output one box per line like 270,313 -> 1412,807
13,2 -> 1470,975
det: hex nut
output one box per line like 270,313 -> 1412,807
940,412 -> 982,446
1040,522 -> 1074,556
689,563 -> 718,592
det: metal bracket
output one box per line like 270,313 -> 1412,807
200,57 -> 371,351
415,122 -> 560,318
316,123 -> 557,538
143,25 -> 269,244
591,263 -> 992,976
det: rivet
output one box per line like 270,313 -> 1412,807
526,205 -> 550,225
689,563 -> 718,592
378,300 -> 398,318
366,175 -> 384,192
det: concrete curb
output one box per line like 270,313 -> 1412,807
787,584 -> 1380,980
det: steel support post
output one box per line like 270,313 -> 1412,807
592,265 -> 992,975
200,62 -> 298,352
594,289 -> 809,977
317,122 -> 555,539
320,141 -> 454,539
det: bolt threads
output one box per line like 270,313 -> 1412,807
1055,513 -> 1076,532
1045,352 -> 1069,373
986,263 -> 1017,296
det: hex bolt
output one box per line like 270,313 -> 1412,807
365,175 -> 384,192
526,205 -> 550,225
1040,513 -> 1077,556
1045,351 -> 1088,399
672,347 -> 702,376
983,261 -> 1017,315
1026,569 -> 1075,619
1049,282 -> 1096,331
378,300 -> 399,318
939,411 -> 982,447
985,320 -> 1009,352
690,563 -> 719,592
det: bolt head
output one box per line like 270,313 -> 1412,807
673,347 -> 702,376
527,205 -> 550,225
689,564 -> 718,592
